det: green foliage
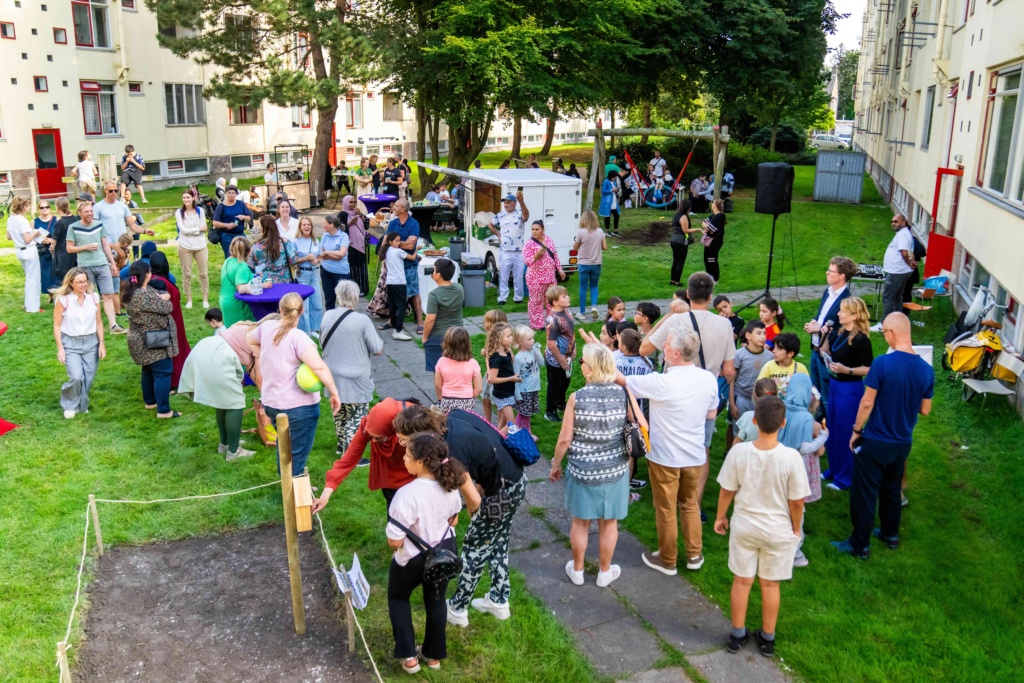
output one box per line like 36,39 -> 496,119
608,138 -> 782,186
748,123 -> 809,154
834,44 -> 859,120
781,149 -> 820,165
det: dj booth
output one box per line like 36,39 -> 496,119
853,264 -> 885,321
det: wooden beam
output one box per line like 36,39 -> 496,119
586,127 -> 716,140
584,123 -> 602,211
277,414 -> 306,636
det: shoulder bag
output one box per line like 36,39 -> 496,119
208,226 -> 222,245
531,237 -> 568,282
320,309 -> 353,352
504,425 -> 541,465
144,314 -> 174,349
387,517 -> 463,587
622,387 -> 651,459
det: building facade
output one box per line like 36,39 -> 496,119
854,0 -> 1024,403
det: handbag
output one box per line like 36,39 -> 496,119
387,517 -> 463,587
143,315 -> 174,349
504,425 -> 541,465
37,242 -> 51,257
207,227 -> 222,245
622,387 -> 651,459
531,237 -> 568,283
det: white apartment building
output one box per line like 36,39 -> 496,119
854,0 -> 1024,375
0,0 -> 593,197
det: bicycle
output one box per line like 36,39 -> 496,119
0,188 -> 15,220
941,285 -> 1007,401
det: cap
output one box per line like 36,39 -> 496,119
503,194 -> 517,202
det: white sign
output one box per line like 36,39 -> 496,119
332,553 -> 371,611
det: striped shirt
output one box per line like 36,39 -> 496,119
566,383 -> 629,486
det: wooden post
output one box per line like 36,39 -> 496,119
88,495 -> 103,556
337,561 -> 356,654
713,126 -> 730,203
584,122 -> 602,212
277,413 -> 306,636
57,642 -> 72,683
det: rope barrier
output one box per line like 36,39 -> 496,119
92,479 -> 281,505
57,504 -> 92,663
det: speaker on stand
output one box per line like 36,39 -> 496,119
737,162 -> 794,314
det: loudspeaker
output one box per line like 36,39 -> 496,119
754,162 -> 794,215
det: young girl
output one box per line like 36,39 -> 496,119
513,326 -> 544,437
599,318 -> 619,352
733,378 -> 780,443
434,327 -> 481,414
480,309 -> 507,424
605,296 -> 626,324
383,232 -> 416,341
759,296 -> 786,345
485,322 -> 520,430
386,433 -> 475,674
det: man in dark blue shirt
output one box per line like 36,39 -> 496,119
387,199 -> 423,333
833,313 -> 933,559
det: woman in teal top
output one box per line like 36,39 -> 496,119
219,236 -> 261,326
248,215 -> 296,284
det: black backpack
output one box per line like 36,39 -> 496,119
387,517 -> 463,589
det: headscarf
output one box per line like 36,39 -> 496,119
778,373 -> 814,450
148,250 -> 172,279
215,178 -> 226,191
342,194 -> 358,215
141,240 -> 158,258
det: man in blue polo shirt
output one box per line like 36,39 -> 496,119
387,199 -> 423,333
832,313 -> 933,560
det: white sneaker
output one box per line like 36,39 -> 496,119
565,560 -> 584,586
185,301 -> 193,309
870,322 -> 883,332
218,440 -> 245,454
685,553 -> 705,571
596,565 -> 621,588
471,596 -> 511,620
63,409 -> 76,419
226,447 -> 256,461
591,307 -> 599,320
392,330 -> 413,341
447,602 -> 469,627
573,312 -> 586,322
202,301 -> 210,309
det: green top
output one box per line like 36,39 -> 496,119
219,258 -> 255,326
426,282 -> 464,340
66,220 -> 108,267
604,163 -> 623,176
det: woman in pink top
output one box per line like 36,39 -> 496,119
247,292 -> 340,475
342,195 -> 369,295
522,220 -> 564,330
433,327 -> 481,414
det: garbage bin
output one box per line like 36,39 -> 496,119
448,237 -> 465,262
461,264 -> 487,308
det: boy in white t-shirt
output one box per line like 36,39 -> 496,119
383,231 -> 417,341
714,395 -> 811,659
71,150 -> 97,197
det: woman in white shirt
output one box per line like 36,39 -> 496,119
275,199 -> 299,242
5,196 -> 43,312
175,191 -> 210,309
53,268 -> 106,419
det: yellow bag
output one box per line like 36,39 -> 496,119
945,343 -> 985,374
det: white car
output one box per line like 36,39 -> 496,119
810,134 -> 849,150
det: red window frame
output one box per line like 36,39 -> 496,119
128,82 -> 142,94
122,0 -> 135,9
295,32 -> 309,68
80,80 -> 103,136
34,75 -> 48,92
252,153 -> 265,165
73,0 -> 92,47
229,103 -> 258,125
0,21 -> 15,39
0,172 -> 10,184
976,72 -> 999,186
53,27 -> 67,43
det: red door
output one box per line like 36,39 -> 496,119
32,129 -> 65,196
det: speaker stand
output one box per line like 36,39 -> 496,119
736,213 -> 780,315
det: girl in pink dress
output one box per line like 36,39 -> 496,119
522,220 -> 564,330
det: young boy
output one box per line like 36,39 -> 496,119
633,301 -> 660,336
728,320 -> 769,449
756,333 -> 808,398
119,144 -> 148,203
714,395 -> 811,658
616,328 -> 653,493
543,286 -> 575,421
205,308 -> 226,335
714,295 -> 745,342
70,150 -> 97,198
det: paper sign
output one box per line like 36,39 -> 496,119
348,554 -> 370,611
333,566 -> 351,594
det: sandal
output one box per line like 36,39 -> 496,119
629,492 -> 641,504
401,657 -> 420,674
378,322 -> 392,331
417,648 -> 440,670
144,404 -> 158,410
157,411 -> 182,419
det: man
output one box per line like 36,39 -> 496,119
648,150 -> 667,185
422,257 -> 464,372
94,180 -> 153,244
473,160 -> 482,169
388,199 -> 424,332
832,313 -> 933,560
488,191 -> 529,305
877,214 -> 917,329
605,155 -> 624,177
625,329 -> 719,574
119,144 -> 148,203
804,256 -> 856,416
264,162 -> 278,187
65,201 -> 126,334
690,174 -> 709,213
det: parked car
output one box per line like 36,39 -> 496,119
810,134 -> 849,150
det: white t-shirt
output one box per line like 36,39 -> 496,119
646,309 -> 736,377
7,215 -> 38,259
75,160 -> 97,183
626,364 -> 719,468
264,172 -> 278,185
59,293 -> 100,337
386,477 -> 462,566
385,247 -> 408,285
649,157 -> 667,178
716,442 -> 811,535
93,199 -> 132,242
277,217 -> 299,242
883,227 -> 914,275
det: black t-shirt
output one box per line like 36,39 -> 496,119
705,212 -> 726,245
827,328 -> 874,382
488,351 -> 516,399
728,314 -> 744,340
51,215 -> 79,278
445,410 -> 523,495
383,168 -> 402,186
670,210 -> 690,244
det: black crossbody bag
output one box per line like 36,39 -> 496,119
531,237 -> 568,282
387,517 -> 463,588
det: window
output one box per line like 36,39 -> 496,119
345,92 -> 362,128
291,104 -> 311,128
921,86 -> 935,150
1,22 -> 14,39
164,157 -> 209,176
383,93 -> 402,121
80,80 -> 118,135
967,70 -> 974,99
365,145 -> 379,156
252,153 -> 265,165
73,0 -> 110,48
128,82 -> 142,95
229,97 -> 259,125
158,22 -> 176,39
293,32 -> 309,69
122,0 -> 135,9
164,83 -> 205,125
225,15 -> 254,52
981,67 -> 1022,199
34,76 -> 48,92
0,172 -> 10,186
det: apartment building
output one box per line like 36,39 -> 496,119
853,0 -> 1024,380
0,1 -> 593,197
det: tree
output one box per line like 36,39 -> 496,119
833,44 -> 859,120
147,0 -> 370,202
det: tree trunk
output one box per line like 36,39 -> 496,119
309,36 -> 336,205
639,103 -> 651,144
769,119 -> 779,153
414,97 -> 439,195
539,104 -> 558,156
610,108 -> 617,150
448,111 -> 493,170
510,116 -> 522,160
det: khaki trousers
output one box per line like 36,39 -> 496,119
178,245 -> 209,301
647,460 -> 704,567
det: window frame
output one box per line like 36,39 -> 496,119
345,92 -> 362,128
163,157 -> 210,177
979,65 -> 1023,200
291,104 -> 311,129
80,80 -> 119,136
34,76 -> 49,92
229,98 -> 259,125
382,92 -> 403,122
921,86 -> 936,151
121,0 -> 136,10
128,81 -> 143,95
0,22 -> 14,39
164,83 -> 206,126
72,0 -> 111,49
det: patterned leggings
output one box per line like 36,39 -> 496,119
333,403 -> 369,454
449,476 -> 528,610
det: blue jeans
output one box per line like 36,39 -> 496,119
296,267 -> 324,334
264,402 -> 321,476
577,264 -> 602,314
219,231 -> 244,259
141,357 -> 173,413
809,348 -> 831,416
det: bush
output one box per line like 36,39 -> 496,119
747,123 -> 808,154
782,149 -> 819,166
606,137 -> 783,188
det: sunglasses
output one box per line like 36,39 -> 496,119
106,189 -> 118,194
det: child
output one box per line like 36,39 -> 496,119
119,144 -> 148,203
599,318 -> 620,353
714,295 -> 745,342
204,308 -> 226,335
616,328 -> 654,495
756,333 -> 808,397
433,327 -> 481,414
714,395 -> 811,659
633,301 -> 661,337
605,296 -> 626,324
383,232 -> 417,341
728,320 -> 769,449
485,322 -> 520,430
70,150 -> 97,197
759,297 -> 785,346
480,309 -> 508,424
544,286 -> 575,421
671,289 -> 691,315
386,433 -> 473,674
513,325 -> 544,437
734,378 -> 779,444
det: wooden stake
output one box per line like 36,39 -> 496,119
88,495 -> 103,556
58,641 -> 72,683
277,413 -> 306,636
345,594 -> 356,654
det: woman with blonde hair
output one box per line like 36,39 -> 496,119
354,156 -> 374,195
820,296 -> 874,490
53,268 -> 105,419
572,209 -> 607,321
6,196 -> 43,312
292,215 -> 324,334
219,236 -> 265,326
549,343 -> 633,588
247,292 -> 341,475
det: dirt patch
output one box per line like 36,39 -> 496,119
75,526 -> 372,683
618,221 -> 672,246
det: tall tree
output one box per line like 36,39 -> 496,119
147,0 -> 370,202
833,44 -> 859,120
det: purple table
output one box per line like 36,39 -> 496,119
359,193 -> 397,216
235,283 -> 315,320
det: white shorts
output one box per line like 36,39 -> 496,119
727,516 -> 800,581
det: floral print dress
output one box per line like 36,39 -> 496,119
522,234 -> 561,330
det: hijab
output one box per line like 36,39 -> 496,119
778,373 -> 814,450
148,250 -> 172,279
141,240 -> 158,258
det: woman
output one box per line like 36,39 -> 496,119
122,188 -> 145,258
122,260 -> 181,418
220,236 -> 265,326
549,343 -> 630,588
821,296 -> 874,491
6,197 -> 43,312
318,215 -> 350,310
211,184 -> 253,258
319,279 -> 384,457
354,156 -> 374,195
669,198 -> 701,287
293,216 -> 324,334
247,292 -> 341,475
249,215 -> 297,284
392,406 -> 522,627
175,189 -> 210,309
522,220 -> 564,330
53,268 -> 105,419
598,170 -> 621,237
178,333 -> 255,461
34,200 -> 59,302
50,197 -> 78,284
214,177 -> 227,201
342,195 -> 369,295
381,158 -> 402,196
148,251 -> 192,391
276,198 -> 299,242
701,198 -> 727,283
368,154 -> 381,193
572,210 -> 606,322
565,163 -> 580,179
